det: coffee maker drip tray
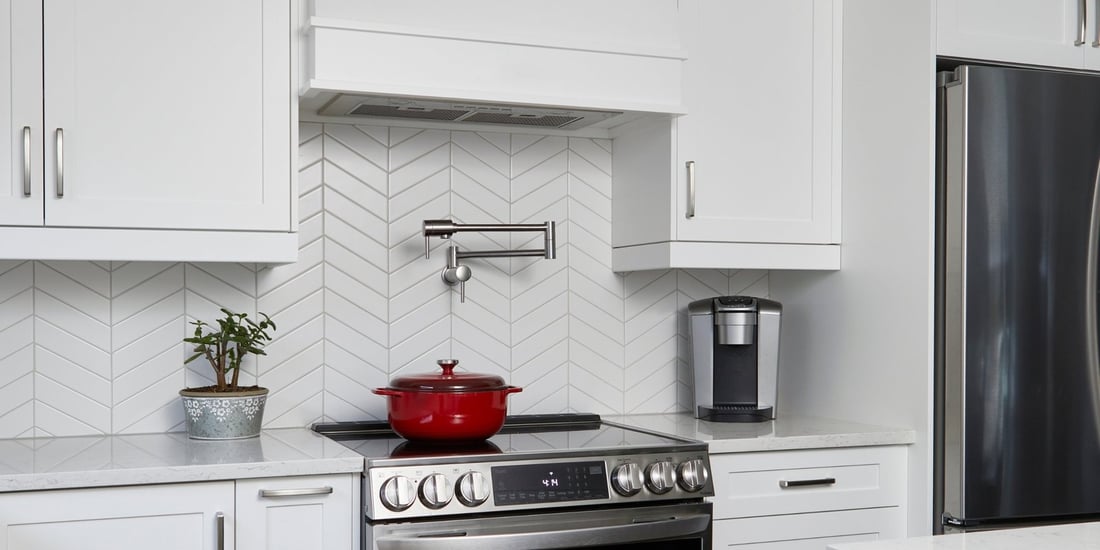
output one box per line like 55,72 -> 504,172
698,404 -> 774,423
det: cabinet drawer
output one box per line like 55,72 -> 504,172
714,507 -> 906,549
711,446 -> 906,519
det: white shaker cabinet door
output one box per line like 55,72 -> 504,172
937,0 -> 1085,69
674,0 -> 839,245
41,0 -> 292,231
0,482 -> 235,550
236,474 -> 359,550
0,0 -> 42,226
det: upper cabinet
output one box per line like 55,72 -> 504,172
612,0 -> 842,271
300,0 -> 685,125
0,0 -> 297,262
937,0 -> 1100,70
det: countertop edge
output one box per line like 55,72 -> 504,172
0,457 -> 365,493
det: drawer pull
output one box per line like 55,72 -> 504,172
778,477 -> 836,489
259,486 -> 333,498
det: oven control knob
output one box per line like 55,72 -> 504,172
456,471 -> 490,507
611,462 -> 644,496
645,461 -> 677,494
380,475 -> 417,511
677,459 -> 710,492
419,473 -> 453,509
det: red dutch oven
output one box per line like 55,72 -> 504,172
372,359 -> 522,441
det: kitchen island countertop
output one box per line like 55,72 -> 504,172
605,413 -> 916,453
828,522 -> 1100,549
0,428 -> 363,492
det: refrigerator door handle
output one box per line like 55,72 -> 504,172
1086,155 -> 1100,438
1078,0 -> 1088,46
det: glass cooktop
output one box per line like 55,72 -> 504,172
312,414 -> 698,462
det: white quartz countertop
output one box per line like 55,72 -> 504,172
828,522 -> 1100,550
0,428 -> 364,493
605,413 -> 916,453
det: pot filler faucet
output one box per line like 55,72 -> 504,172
422,219 -> 556,303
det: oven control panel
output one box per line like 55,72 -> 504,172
365,451 -> 713,520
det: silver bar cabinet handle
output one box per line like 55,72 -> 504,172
779,477 -> 836,489
22,126 -> 30,197
216,511 -> 225,550
685,160 -> 696,219
259,486 -> 334,498
1078,0 -> 1088,45
54,128 -> 64,198
1093,0 -> 1100,47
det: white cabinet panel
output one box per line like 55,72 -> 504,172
42,0 -> 291,231
937,0 -> 1087,69
0,481 -> 234,550
710,446 -> 908,549
675,0 -> 837,245
714,508 -> 905,549
0,0 -> 42,226
611,0 -> 841,271
236,474 -> 359,550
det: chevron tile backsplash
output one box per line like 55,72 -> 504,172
0,123 -> 769,437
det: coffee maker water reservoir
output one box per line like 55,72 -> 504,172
689,296 -> 781,422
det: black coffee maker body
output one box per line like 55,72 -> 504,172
689,296 -> 782,422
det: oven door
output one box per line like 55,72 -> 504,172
369,502 -> 711,550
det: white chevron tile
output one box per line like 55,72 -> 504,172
730,269 -> 770,296
567,261 -> 621,313
625,274 -> 677,341
0,322 -> 32,388
185,264 -> 256,319
389,305 -> 450,371
325,243 -> 387,311
35,373 -> 110,436
325,316 -> 387,374
569,137 -> 613,173
323,357 -> 385,422
389,196 -> 450,274
256,244 -> 323,316
678,269 -> 730,301
325,167 -> 387,231
325,290 -> 387,347
452,316 -> 509,374
390,129 -> 449,175
324,126 -> 388,197
512,315 -> 568,369
325,191 -> 388,266
40,261 -> 110,299
511,355 -> 568,413
264,367 -> 324,428
298,192 -> 325,248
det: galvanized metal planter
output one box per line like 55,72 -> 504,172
179,387 -> 268,440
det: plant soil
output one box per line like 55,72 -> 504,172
183,385 -> 264,393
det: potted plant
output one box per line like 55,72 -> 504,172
180,308 -> 276,440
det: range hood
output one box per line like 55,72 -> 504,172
317,94 -> 624,130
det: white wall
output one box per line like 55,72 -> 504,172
769,0 -> 936,536
0,122 -> 769,438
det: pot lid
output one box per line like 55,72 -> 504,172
387,359 -> 508,392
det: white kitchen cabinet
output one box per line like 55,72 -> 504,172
0,474 -> 360,550
612,0 -> 841,271
0,0 -> 297,262
236,474 -> 359,550
0,481 -> 235,550
0,0 -> 42,226
710,446 -> 908,549
936,0 -> 1100,70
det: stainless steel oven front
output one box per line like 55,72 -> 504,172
368,501 -> 712,550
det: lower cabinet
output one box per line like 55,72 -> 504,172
237,475 -> 359,550
0,474 -> 358,550
710,446 -> 907,550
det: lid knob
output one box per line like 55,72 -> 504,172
437,359 -> 459,376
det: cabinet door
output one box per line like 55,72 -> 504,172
0,0 -> 42,226
41,0 -> 291,231
675,0 -> 839,245
714,507 -> 906,549
0,481 -> 234,550
236,474 -> 359,550
937,0 -> 1084,68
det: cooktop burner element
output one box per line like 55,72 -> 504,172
312,413 -> 714,521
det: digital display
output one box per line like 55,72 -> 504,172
491,461 -> 609,506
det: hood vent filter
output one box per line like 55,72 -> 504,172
320,95 -> 621,130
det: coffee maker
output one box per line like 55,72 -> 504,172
689,296 -> 782,422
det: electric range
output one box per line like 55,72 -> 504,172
313,414 -> 714,550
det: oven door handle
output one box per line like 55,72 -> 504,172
374,512 -> 710,550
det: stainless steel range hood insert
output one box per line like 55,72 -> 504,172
318,94 -> 624,130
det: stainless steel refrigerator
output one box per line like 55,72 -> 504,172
935,64 -> 1100,532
